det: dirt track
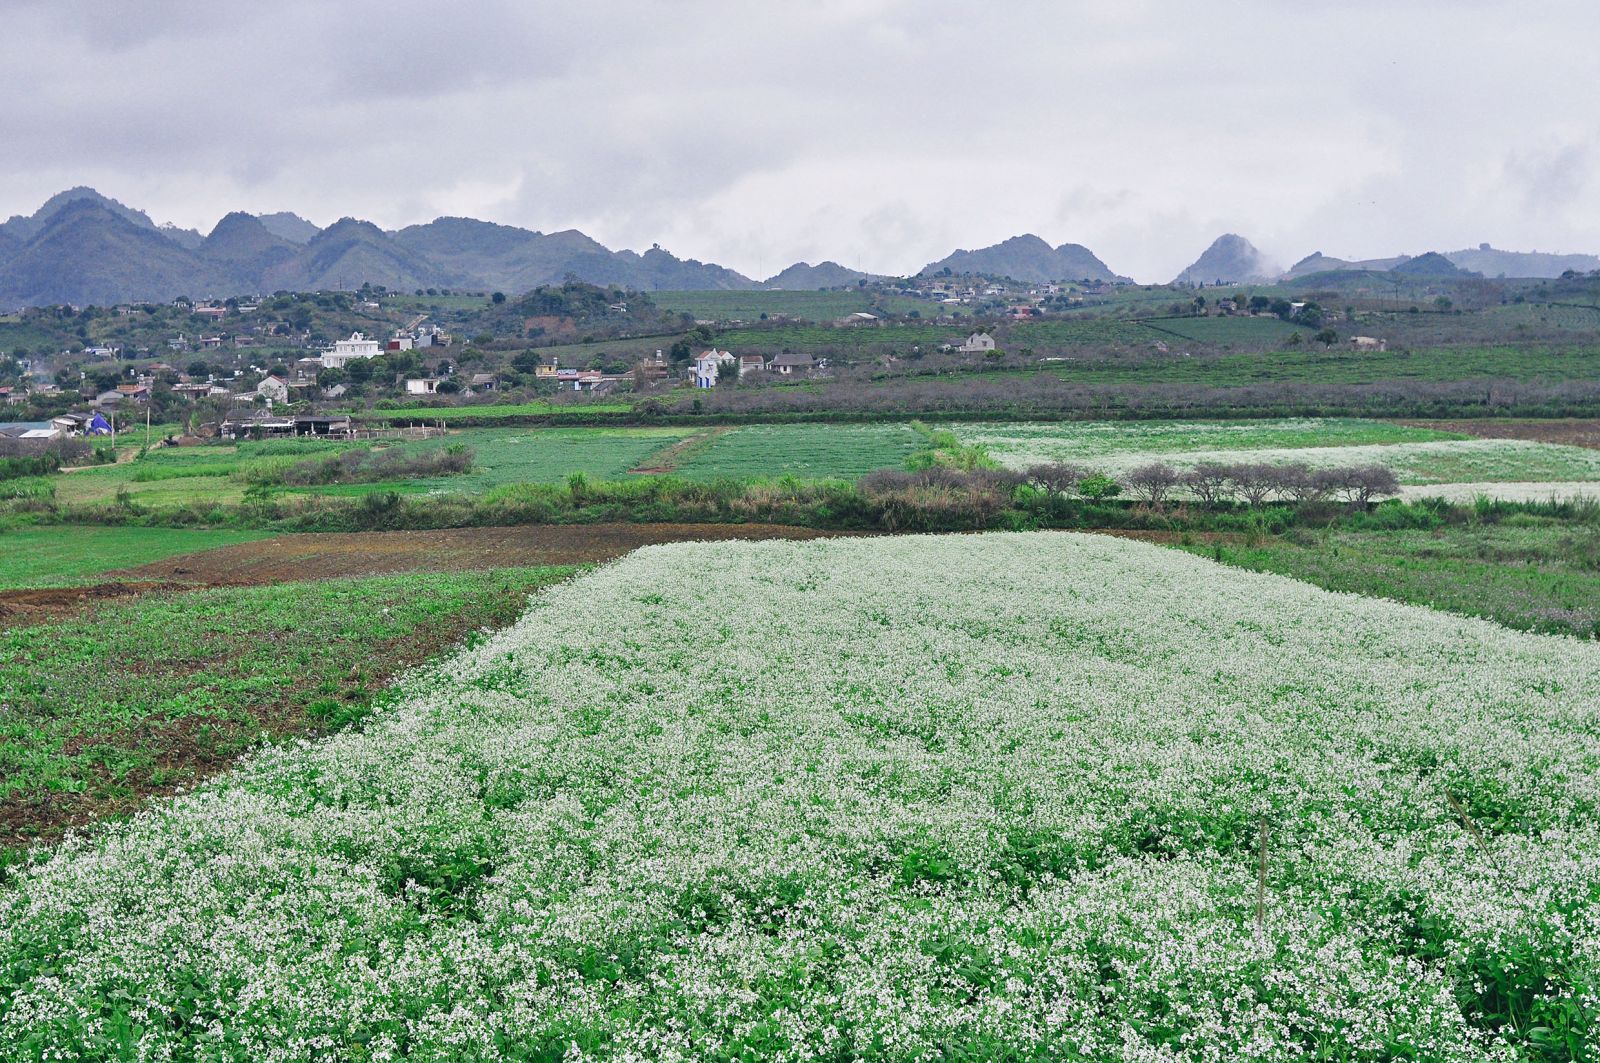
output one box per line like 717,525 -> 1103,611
0,523 -> 847,624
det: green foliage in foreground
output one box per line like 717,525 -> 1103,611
1187,513 -> 1600,639
0,526 -> 271,590
0,567 -> 575,847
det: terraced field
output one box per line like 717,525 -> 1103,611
1,533 -> 1595,1059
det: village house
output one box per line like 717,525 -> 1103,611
405,377 -> 442,395
386,333 -> 415,352
192,305 -> 228,320
768,351 -> 814,376
220,414 -> 355,441
1350,336 -> 1388,352
635,350 -> 669,381
736,353 -> 767,377
469,373 -> 499,392
319,332 -> 383,369
692,349 -> 734,388
952,331 -> 996,354
255,375 -> 290,403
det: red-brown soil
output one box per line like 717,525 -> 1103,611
0,523 -> 849,625
1398,419 -> 1600,449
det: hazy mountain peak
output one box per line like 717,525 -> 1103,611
764,260 -> 874,289
2,186 -> 159,243
1172,233 -> 1279,285
919,233 -> 1126,282
257,212 -> 320,244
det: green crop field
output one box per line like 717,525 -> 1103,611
653,290 -> 951,322
1138,315 -> 1305,345
2,534 -> 1596,1057
0,526 -> 271,590
671,422 -> 923,480
298,427 -> 695,496
0,567 -> 574,847
1483,302 -> 1600,332
1021,342 -> 1600,387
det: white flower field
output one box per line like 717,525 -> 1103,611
950,421 -> 1600,485
3,533 -> 1598,1060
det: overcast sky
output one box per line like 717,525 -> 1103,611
3,0 -> 1599,282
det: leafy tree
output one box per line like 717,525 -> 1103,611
491,292 -> 506,304
1313,328 -> 1339,347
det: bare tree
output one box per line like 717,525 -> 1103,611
1228,463 -> 1278,506
1025,462 -> 1091,497
1123,462 -> 1180,506
1183,462 -> 1233,507
1339,464 -> 1401,506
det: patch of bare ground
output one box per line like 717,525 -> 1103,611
1397,418 -> 1600,449
0,523 -> 851,626
628,427 -> 729,474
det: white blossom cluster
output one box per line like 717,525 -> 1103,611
3,533 -> 1598,1060
1399,480 -> 1600,504
954,422 -> 1600,485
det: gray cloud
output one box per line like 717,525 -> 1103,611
2,0 -> 1598,281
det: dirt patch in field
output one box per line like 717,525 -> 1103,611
112,522 -> 846,585
0,524 -> 849,627
628,427 -> 728,474
1398,419 -> 1600,449
0,581 -> 192,625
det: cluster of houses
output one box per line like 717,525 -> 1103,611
689,349 -> 819,388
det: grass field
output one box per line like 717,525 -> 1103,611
0,567 -> 574,847
1036,343 -> 1600,387
2,533 -> 1595,1057
0,526 -> 271,590
671,422 -> 923,480
302,427 -> 695,495
1189,516 -> 1600,639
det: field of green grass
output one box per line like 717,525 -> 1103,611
1187,515 -> 1600,639
0,526 -> 271,590
300,427 -> 694,495
671,422 -> 923,480
0,567 -> 575,847
1138,315 -> 1304,345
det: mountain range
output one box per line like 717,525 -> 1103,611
1280,244 -> 1600,281
1,187 -> 1597,308
918,234 -> 1128,284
